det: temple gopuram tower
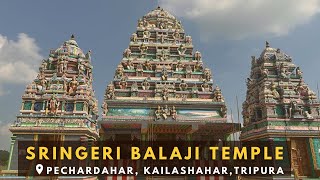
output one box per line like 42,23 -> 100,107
100,7 -> 240,142
7,35 -> 99,170
241,42 -> 320,178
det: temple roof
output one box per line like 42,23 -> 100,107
241,41 -> 320,140
13,35 -> 99,135
259,41 -> 291,62
102,7 -> 227,122
54,35 -> 85,58
138,6 -> 183,31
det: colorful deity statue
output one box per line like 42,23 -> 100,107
37,71 -> 47,92
290,101 -> 302,118
58,58 -> 67,74
136,63 -> 144,76
174,20 -> 182,29
201,81 -> 211,92
270,81 -> 280,98
296,67 -> 303,78
171,106 -> 177,120
161,67 -> 168,81
48,94 -> 59,114
159,49 -> 168,61
123,48 -> 131,59
194,61 -> 203,72
261,67 -> 269,78
115,65 -> 124,79
144,60 -> 152,71
122,59 -> 134,70
191,84 -> 198,98
185,65 -> 192,78
154,105 -> 177,121
278,63 -> 288,79
142,17 -> 149,27
162,105 -> 170,119
162,85 -> 169,100
131,33 -> 138,43
155,106 -> 162,120
203,68 -> 211,81
175,61 -> 184,72
101,102 -> 108,115
295,80 -> 305,96
179,80 -> 188,91
63,77 -> 68,93
40,59 -> 48,71
119,77 -> 128,89
78,60 -> 85,75
138,18 -> 144,28
194,51 -> 202,61
213,86 -> 225,102
141,78 -> 150,90
139,43 -> 148,58
185,35 -> 192,45
68,76 -> 78,95
131,81 -> 139,97
173,29 -> 180,40
177,44 -> 186,57
105,82 -> 115,99
143,29 -> 151,42
157,34 -> 167,43
158,21 -> 167,29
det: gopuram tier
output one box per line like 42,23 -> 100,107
241,42 -> 320,178
8,35 -> 99,170
100,7 -> 240,141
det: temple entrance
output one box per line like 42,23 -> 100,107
291,138 -> 312,177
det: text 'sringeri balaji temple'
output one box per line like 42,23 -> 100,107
8,35 -> 99,170
100,7 -> 240,142
241,42 -> 320,178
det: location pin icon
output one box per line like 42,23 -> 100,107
36,164 -> 43,175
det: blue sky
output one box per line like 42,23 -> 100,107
1,0 -> 320,150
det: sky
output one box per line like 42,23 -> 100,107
1,0 -> 320,150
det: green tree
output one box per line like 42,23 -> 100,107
0,150 -> 10,167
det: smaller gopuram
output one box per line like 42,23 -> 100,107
241,42 -> 320,178
7,35 -> 99,171
100,6 -> 240,143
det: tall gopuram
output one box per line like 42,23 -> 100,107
100,7 -> 240,146
241,42 -> 320,178
7,35 -> 99,171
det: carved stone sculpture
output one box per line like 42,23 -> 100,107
119,77 -> 127,89
115,65 -> 124,79
175,61 -> 184,72
68,76 -> 78,95
144,60 -> 152,71
105,83 -> 115,99
194,51 -> 202,61
179,80 -> 188,91
123,48 -> 131,59
136,63 -> 144,76
203,68 -> 211,81
141,79 -> 150,90
48,94 -> 59,114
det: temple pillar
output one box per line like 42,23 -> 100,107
7,135 -> 16,170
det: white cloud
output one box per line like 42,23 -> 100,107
0,33 -> 43,95
159,0 -> 320,40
